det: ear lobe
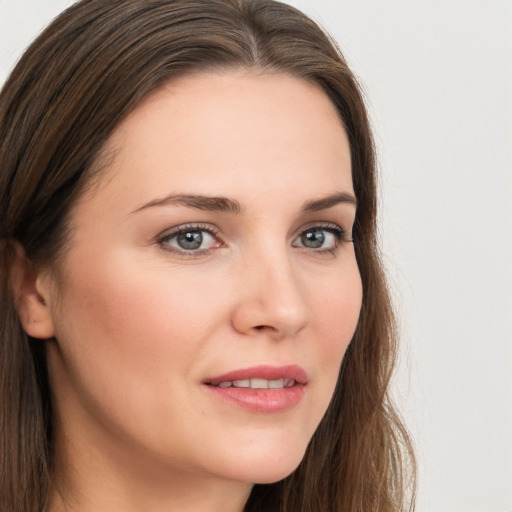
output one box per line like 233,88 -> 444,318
9,242 -> 55,340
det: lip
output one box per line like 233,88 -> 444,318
204,364 -> 308,386
203,365 -> 307,413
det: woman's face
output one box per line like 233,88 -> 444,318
44,71 -> 362,491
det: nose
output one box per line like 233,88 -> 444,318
230,249 -> 311,340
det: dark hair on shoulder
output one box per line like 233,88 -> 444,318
0,1 -> 416,510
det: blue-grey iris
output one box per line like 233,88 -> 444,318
178,231 -> 203,250
302,230 -> 325,248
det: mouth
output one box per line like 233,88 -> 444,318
203,365 -> 307,413
204,364 -> 307,387
209,377 -> 297,389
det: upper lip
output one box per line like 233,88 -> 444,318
204,365 -> 308,386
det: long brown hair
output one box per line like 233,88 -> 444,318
0,1 -> 415,510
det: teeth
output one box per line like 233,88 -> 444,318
251,378 -> 269,389
268,378 -> 284,389
233,379 -> 250,387
215,378 -> 293,389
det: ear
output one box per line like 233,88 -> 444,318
9,242 -> 55,340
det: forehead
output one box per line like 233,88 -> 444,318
78,70 -> 352,215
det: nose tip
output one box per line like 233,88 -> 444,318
230,264 -> 311,339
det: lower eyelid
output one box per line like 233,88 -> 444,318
156,223 -> 351,256
157,223 -> 232,260
294,224 -> 355,253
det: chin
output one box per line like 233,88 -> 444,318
216,442 -> 308,485
251,464 -> 302,485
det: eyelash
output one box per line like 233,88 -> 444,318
157,223 -> 222,258
157,222 -> 353,258
293,222 -> 353,256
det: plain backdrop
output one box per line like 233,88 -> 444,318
1,1 -> 511,511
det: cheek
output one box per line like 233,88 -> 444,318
312,266 -> 362,356
304,262 -> 362,407
57,263 -> 183,356
51,250 -> 234,388
48,252 -> 231,444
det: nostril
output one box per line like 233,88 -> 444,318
253,324 -> 277,332
245,324 -> 286,337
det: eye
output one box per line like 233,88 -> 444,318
292,224 -> 350,252
158,224 -> 222,254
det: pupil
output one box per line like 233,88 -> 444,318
302,230 -> 324,248
178,231 -> 203,250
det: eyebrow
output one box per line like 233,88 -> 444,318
131,191 -> 356,215
302,192 -> 357,212
132,194 -> 242,214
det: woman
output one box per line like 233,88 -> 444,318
0,0 -> 415,511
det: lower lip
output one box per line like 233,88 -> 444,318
204,384 -> 305,413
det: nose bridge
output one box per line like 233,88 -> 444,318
231,238 -> 311,338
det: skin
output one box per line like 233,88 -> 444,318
19,71 -> 362,511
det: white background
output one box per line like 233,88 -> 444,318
1,1 -> 511,511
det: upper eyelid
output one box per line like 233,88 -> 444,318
294,221 -> 349,236
293,224 -> 345,245
296,221 -> 343,230
157,221 -> 346,236
156,224 -> 221,257
155,221 -> 352,250
157,222 -> 219,240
